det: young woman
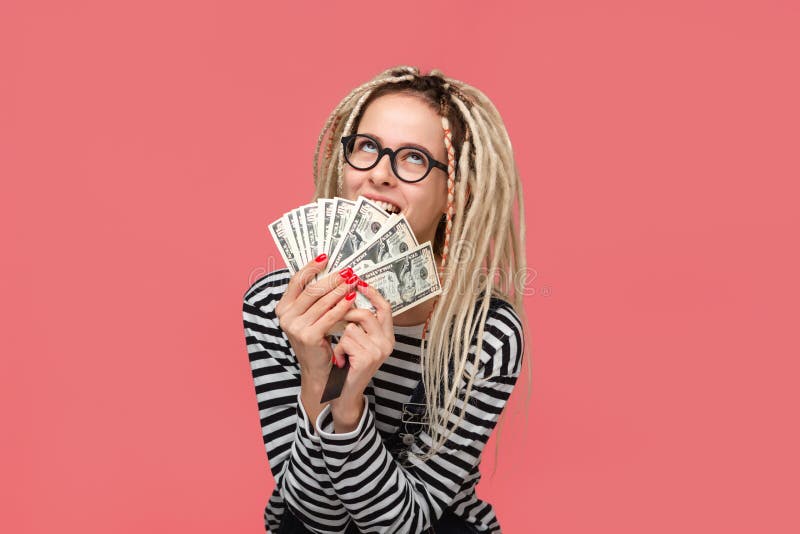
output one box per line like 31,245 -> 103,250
243,66 -> 528,534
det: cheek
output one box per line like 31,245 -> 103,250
341,168 -> 359,195
409,183 -> 447,220
429,179 -> 448,212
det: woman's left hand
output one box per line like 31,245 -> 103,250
330,281 -> 395,425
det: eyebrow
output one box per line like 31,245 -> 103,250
360,132 -> 435,155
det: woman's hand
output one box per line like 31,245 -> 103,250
330,281 -> 396,429
274,254 -> 358,379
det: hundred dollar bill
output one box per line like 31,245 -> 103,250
297,203 -> 319,260
354,241 -> 442,317
293,209 -> 312,264
328,197 -> 392,271
338,214 -> 418,275
284,211 -> 307,266
317,199 -> 334,258
268,217 -> 301,274
325,197 -> 356,271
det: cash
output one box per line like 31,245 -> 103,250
268,218 -> 301,274
353,242 -> 441,316
337,215 -> 418,275
317,199 -> 334,260
267,196 -> 441,318
325,197 -> 356,261
297,203 -> 320,261
283,211 -> 306,265
327,197 -> 393,273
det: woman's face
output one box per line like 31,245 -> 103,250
341,92 -> 448,250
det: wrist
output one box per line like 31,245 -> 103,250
299,369 -> 333,428
300,365 -> 331,385
331,394 -> 365,433
295,344 -> 332,376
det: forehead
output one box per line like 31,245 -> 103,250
357,93 -> 444,152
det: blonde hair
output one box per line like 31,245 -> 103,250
312,66 -> 531,466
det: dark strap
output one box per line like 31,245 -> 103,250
383,357 -> 456,466
408,370 -> 427,405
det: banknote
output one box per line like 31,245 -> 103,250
325,197 -> 356,270
295,208 -> 307,264
297,203 -> 319,260
317,199 -> 334,258
281,213 -> 304,268
337,214 -> 418,275
328,197 -> 392,271
290,208 -> 311,264
268,217 -> 301,274
353,241 -> 442,317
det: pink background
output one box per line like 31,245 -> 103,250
3,1 -> 799,532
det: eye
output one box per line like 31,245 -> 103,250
403,151 -> 426,166
358,139 -> 378,153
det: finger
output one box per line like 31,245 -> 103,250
343,309 -> 382,336
311,288 -> 357,338
355,282 -> 394,337
343,309 -> 394,359
303,277 -> 355,325
332,334 -> 364,368
343,322 -> 374,353
295,266 -> 357,313
355,280 -> 392,316
283,253 -> 330,303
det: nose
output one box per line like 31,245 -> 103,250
368,153 -> 398,187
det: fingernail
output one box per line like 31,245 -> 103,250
346,275 -> 358,284
345,291 -> 356,301
339,267 -> 353,278
331,354 -> 336,365
357,279 -> 368,288
315,253 -> 327,263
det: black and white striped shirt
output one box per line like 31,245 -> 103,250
242,268 -> 524,533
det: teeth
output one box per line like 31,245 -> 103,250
374,200 -> 400,214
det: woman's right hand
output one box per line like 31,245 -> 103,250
274,254 -> 358,378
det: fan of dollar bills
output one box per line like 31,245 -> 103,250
268,196 -> 442,317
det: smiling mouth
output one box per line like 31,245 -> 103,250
371,199 -> 401,214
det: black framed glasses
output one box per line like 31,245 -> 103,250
341,133 -> 448,183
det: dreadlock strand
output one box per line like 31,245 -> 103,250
439,116 -> 457,275
423,100 -> 500,456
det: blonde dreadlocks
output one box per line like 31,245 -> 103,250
312,66 -> 530,463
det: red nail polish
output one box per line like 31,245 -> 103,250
345,291 -> 356,301
315,253 -> 327,263
357,279 -> 368,288
339,267 -> 353,278
346,275 -> 358,284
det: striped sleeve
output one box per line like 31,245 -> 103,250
313,300 -> 524,533
242,270 -> 354,533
